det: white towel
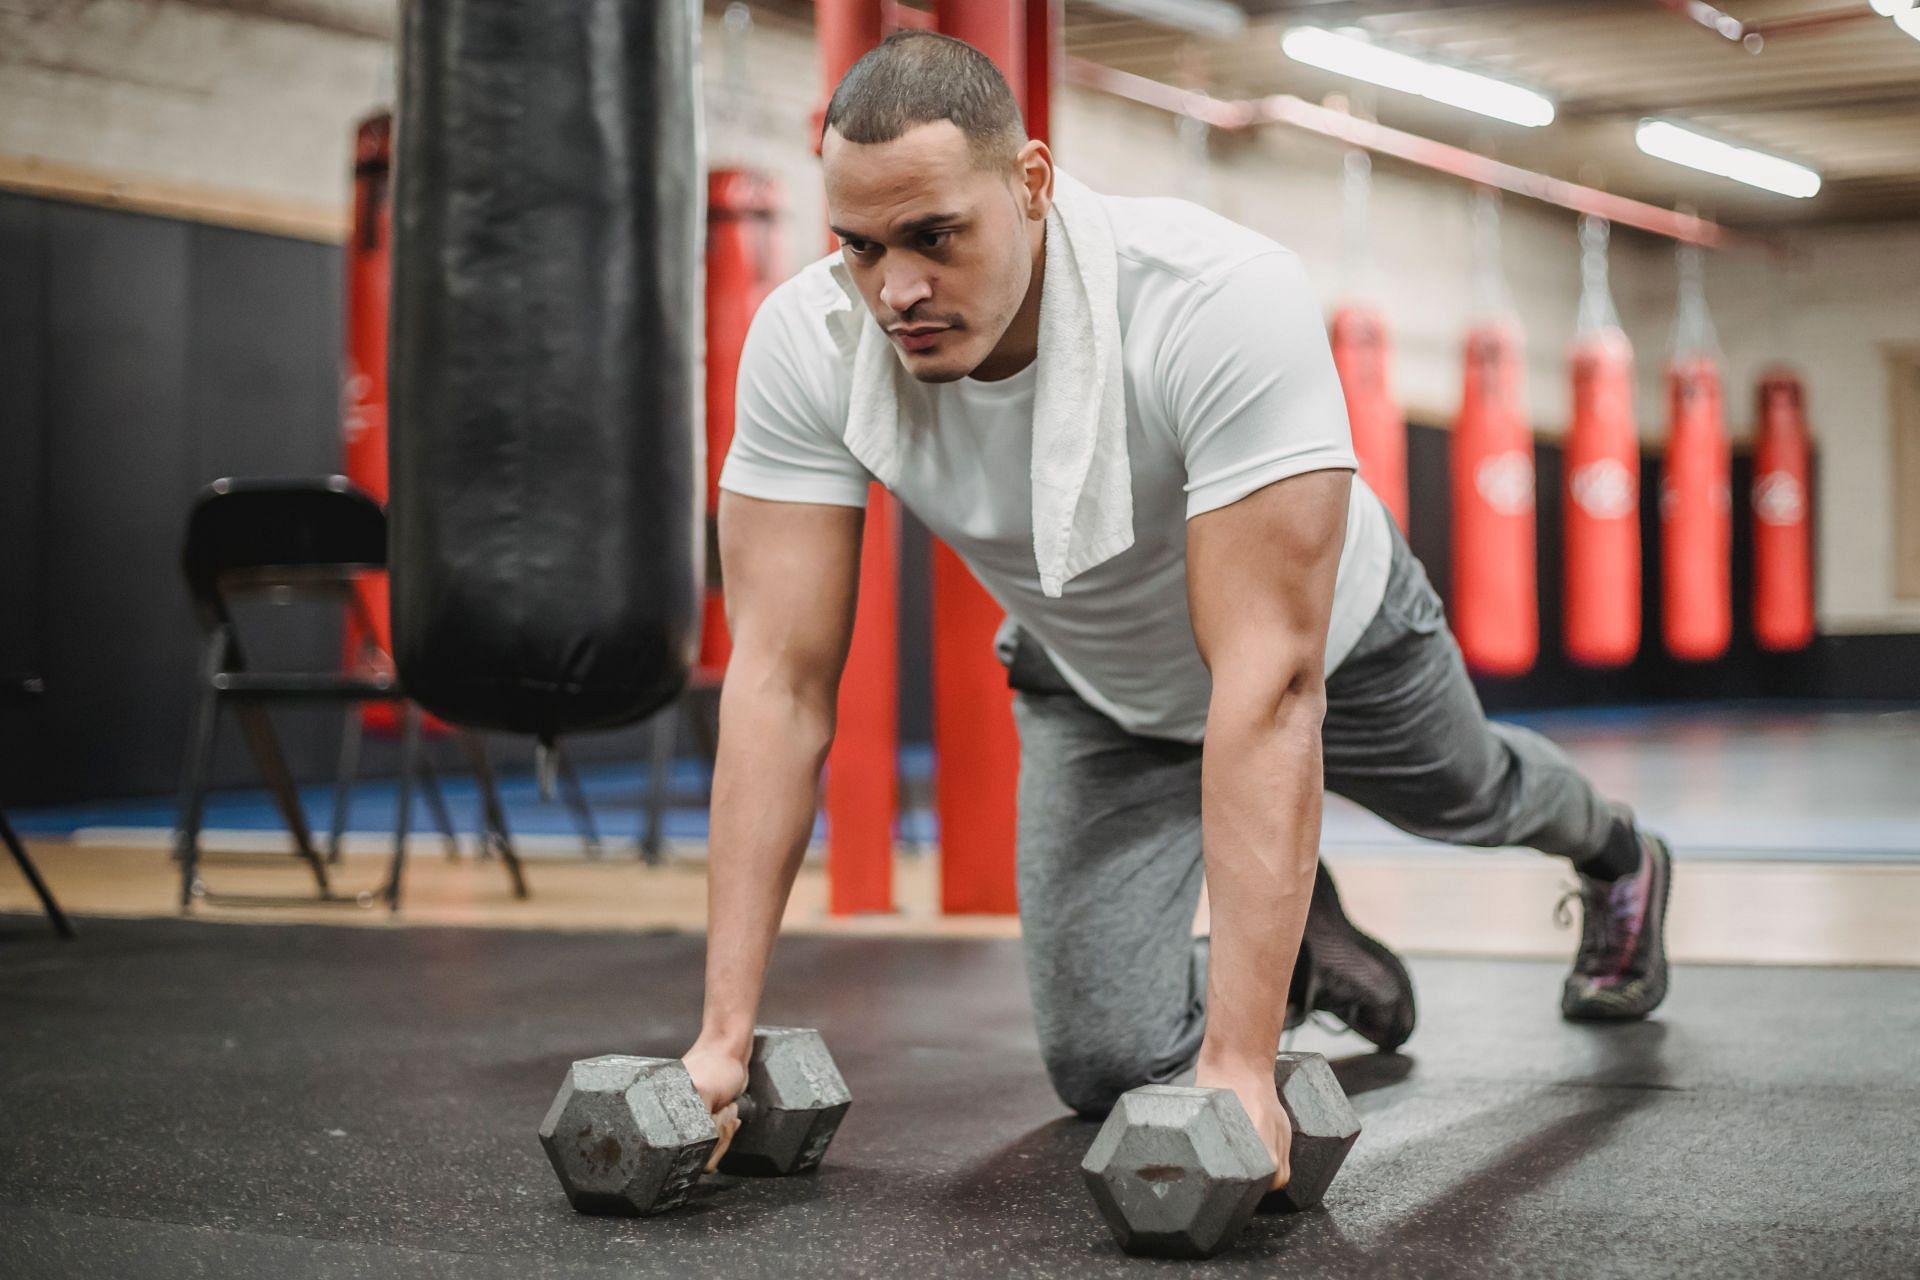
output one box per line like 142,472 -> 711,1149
823,169 -> 1133,597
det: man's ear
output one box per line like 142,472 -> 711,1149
1016,139 -> 1053,222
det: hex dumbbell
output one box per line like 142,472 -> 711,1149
539,1025 -> 852,1216
1080,1050 -> 1360,1258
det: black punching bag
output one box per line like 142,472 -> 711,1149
389,0 -> 704,740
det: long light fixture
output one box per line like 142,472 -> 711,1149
1635,120 -> 1822,198
1280,26 -> 1555,128
1085,0 -> 1246,37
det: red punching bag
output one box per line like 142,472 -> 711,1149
1562,219 -> 1640,670
1661,356 -> 1732,661
340,111 -> 405,733
1661,244 -> 1731,663
702,168 -> 785,678
1565,328 -> 1641,667
1752,368 -> 1815,651
1330,305 -> 1409,530
1452,323 -> 1538,676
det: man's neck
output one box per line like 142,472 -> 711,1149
970,223 -> 1047,382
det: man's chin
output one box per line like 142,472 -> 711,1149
897,351 -> 973,385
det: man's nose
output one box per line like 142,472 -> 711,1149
879,269 -> 931,318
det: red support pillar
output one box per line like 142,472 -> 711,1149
817,0 -> 899,915
1024,0 -> 1058,145
930,0 -> 1032,916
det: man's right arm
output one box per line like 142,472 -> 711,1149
682,488 -> 864,1098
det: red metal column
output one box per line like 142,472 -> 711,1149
1024,0 -> 1058,145
930,0 -> 1032,915
817,0 -> 899,915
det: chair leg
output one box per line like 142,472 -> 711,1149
382,704 -> 420,910
556,745 -> 602,858
328,705 -> 363,866
414,744 -> 462,859
2,808 -> 75,939
641,703 -> 676,865
458,731 -> 529,899
233,702 -> 332,898
173,637 -> 226,910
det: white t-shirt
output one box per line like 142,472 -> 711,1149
719,192 -> 1391,743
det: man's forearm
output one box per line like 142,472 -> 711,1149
1194,685 -> 1325,1079
696,672 -> 837,1060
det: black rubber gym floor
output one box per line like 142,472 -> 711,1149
1,915 -> 1914,1278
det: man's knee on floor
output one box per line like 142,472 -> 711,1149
1037,1016 -> 1196,1117
1041,1042 -> 1151,1117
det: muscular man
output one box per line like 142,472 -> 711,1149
680,32 -> 1670,1191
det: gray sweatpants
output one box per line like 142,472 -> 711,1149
1001,523 -> 1628,1115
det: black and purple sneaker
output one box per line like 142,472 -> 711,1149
1302,860 -> 1417,1052
1559,828 -> 1673,1021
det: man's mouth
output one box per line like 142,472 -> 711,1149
890,326 -> 949,353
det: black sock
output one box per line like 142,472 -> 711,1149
1575,818 -> 1642,883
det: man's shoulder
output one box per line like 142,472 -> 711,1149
757,253 -> 854,346
1103,192 -> 1294,294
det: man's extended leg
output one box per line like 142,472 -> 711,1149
1320,524 -> 1672,1022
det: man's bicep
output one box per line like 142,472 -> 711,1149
718,491 -> 865,696
1186,468 -> 1351,690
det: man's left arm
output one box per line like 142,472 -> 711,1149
1185,466 -> 1349,1181
1157,248 -> 1359,1185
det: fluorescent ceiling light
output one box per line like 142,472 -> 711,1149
1281,26 -> 1554,127
1635,120 -> 1821,199
1085,0 -> 1245,37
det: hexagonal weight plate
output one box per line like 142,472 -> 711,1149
538,1055 -> 718,1215
718,1026 -> 853,1177
1267,1051 -> 1361,1212
1080,1086 -> 1275,1259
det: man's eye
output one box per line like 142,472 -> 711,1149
844,240 -> 878,258
918,230 -> 951,250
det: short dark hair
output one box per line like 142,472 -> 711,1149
822,30 -> 1026,168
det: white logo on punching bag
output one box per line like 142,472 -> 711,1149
342,367 -> 375,445
1475,450 -> 1535,515
1754,471 -> 1805,526
1570,459 -> 1637,520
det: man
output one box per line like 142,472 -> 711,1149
680,32 -> 1670,1192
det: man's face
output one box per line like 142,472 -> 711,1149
822,121 -> 1038,383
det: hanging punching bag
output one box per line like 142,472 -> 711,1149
341,111 -> 401,732
389,0 -> 704,739
1752,368 -> 1815,652
1661,356 -> 1732,661
1562,218 -> 1640,668
1565,330 -> 1641,667
1452,323 -> 1539,676
702,169 -> 783,679
1330,305 -> 1409,531
1660,244 -> 1730,663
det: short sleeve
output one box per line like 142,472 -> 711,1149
718,284 -> 873,509
1158,250 -> 1356,519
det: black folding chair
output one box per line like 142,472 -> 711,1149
2,805 -> 74,939
173,477 -> 528,910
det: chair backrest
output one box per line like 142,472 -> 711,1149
182,477 -> 387,624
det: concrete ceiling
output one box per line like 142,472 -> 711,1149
1063,0 -> 1920,226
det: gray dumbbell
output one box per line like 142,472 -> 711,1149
1080,1050 -> 1360,1259
539,1025 -> 852,1216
